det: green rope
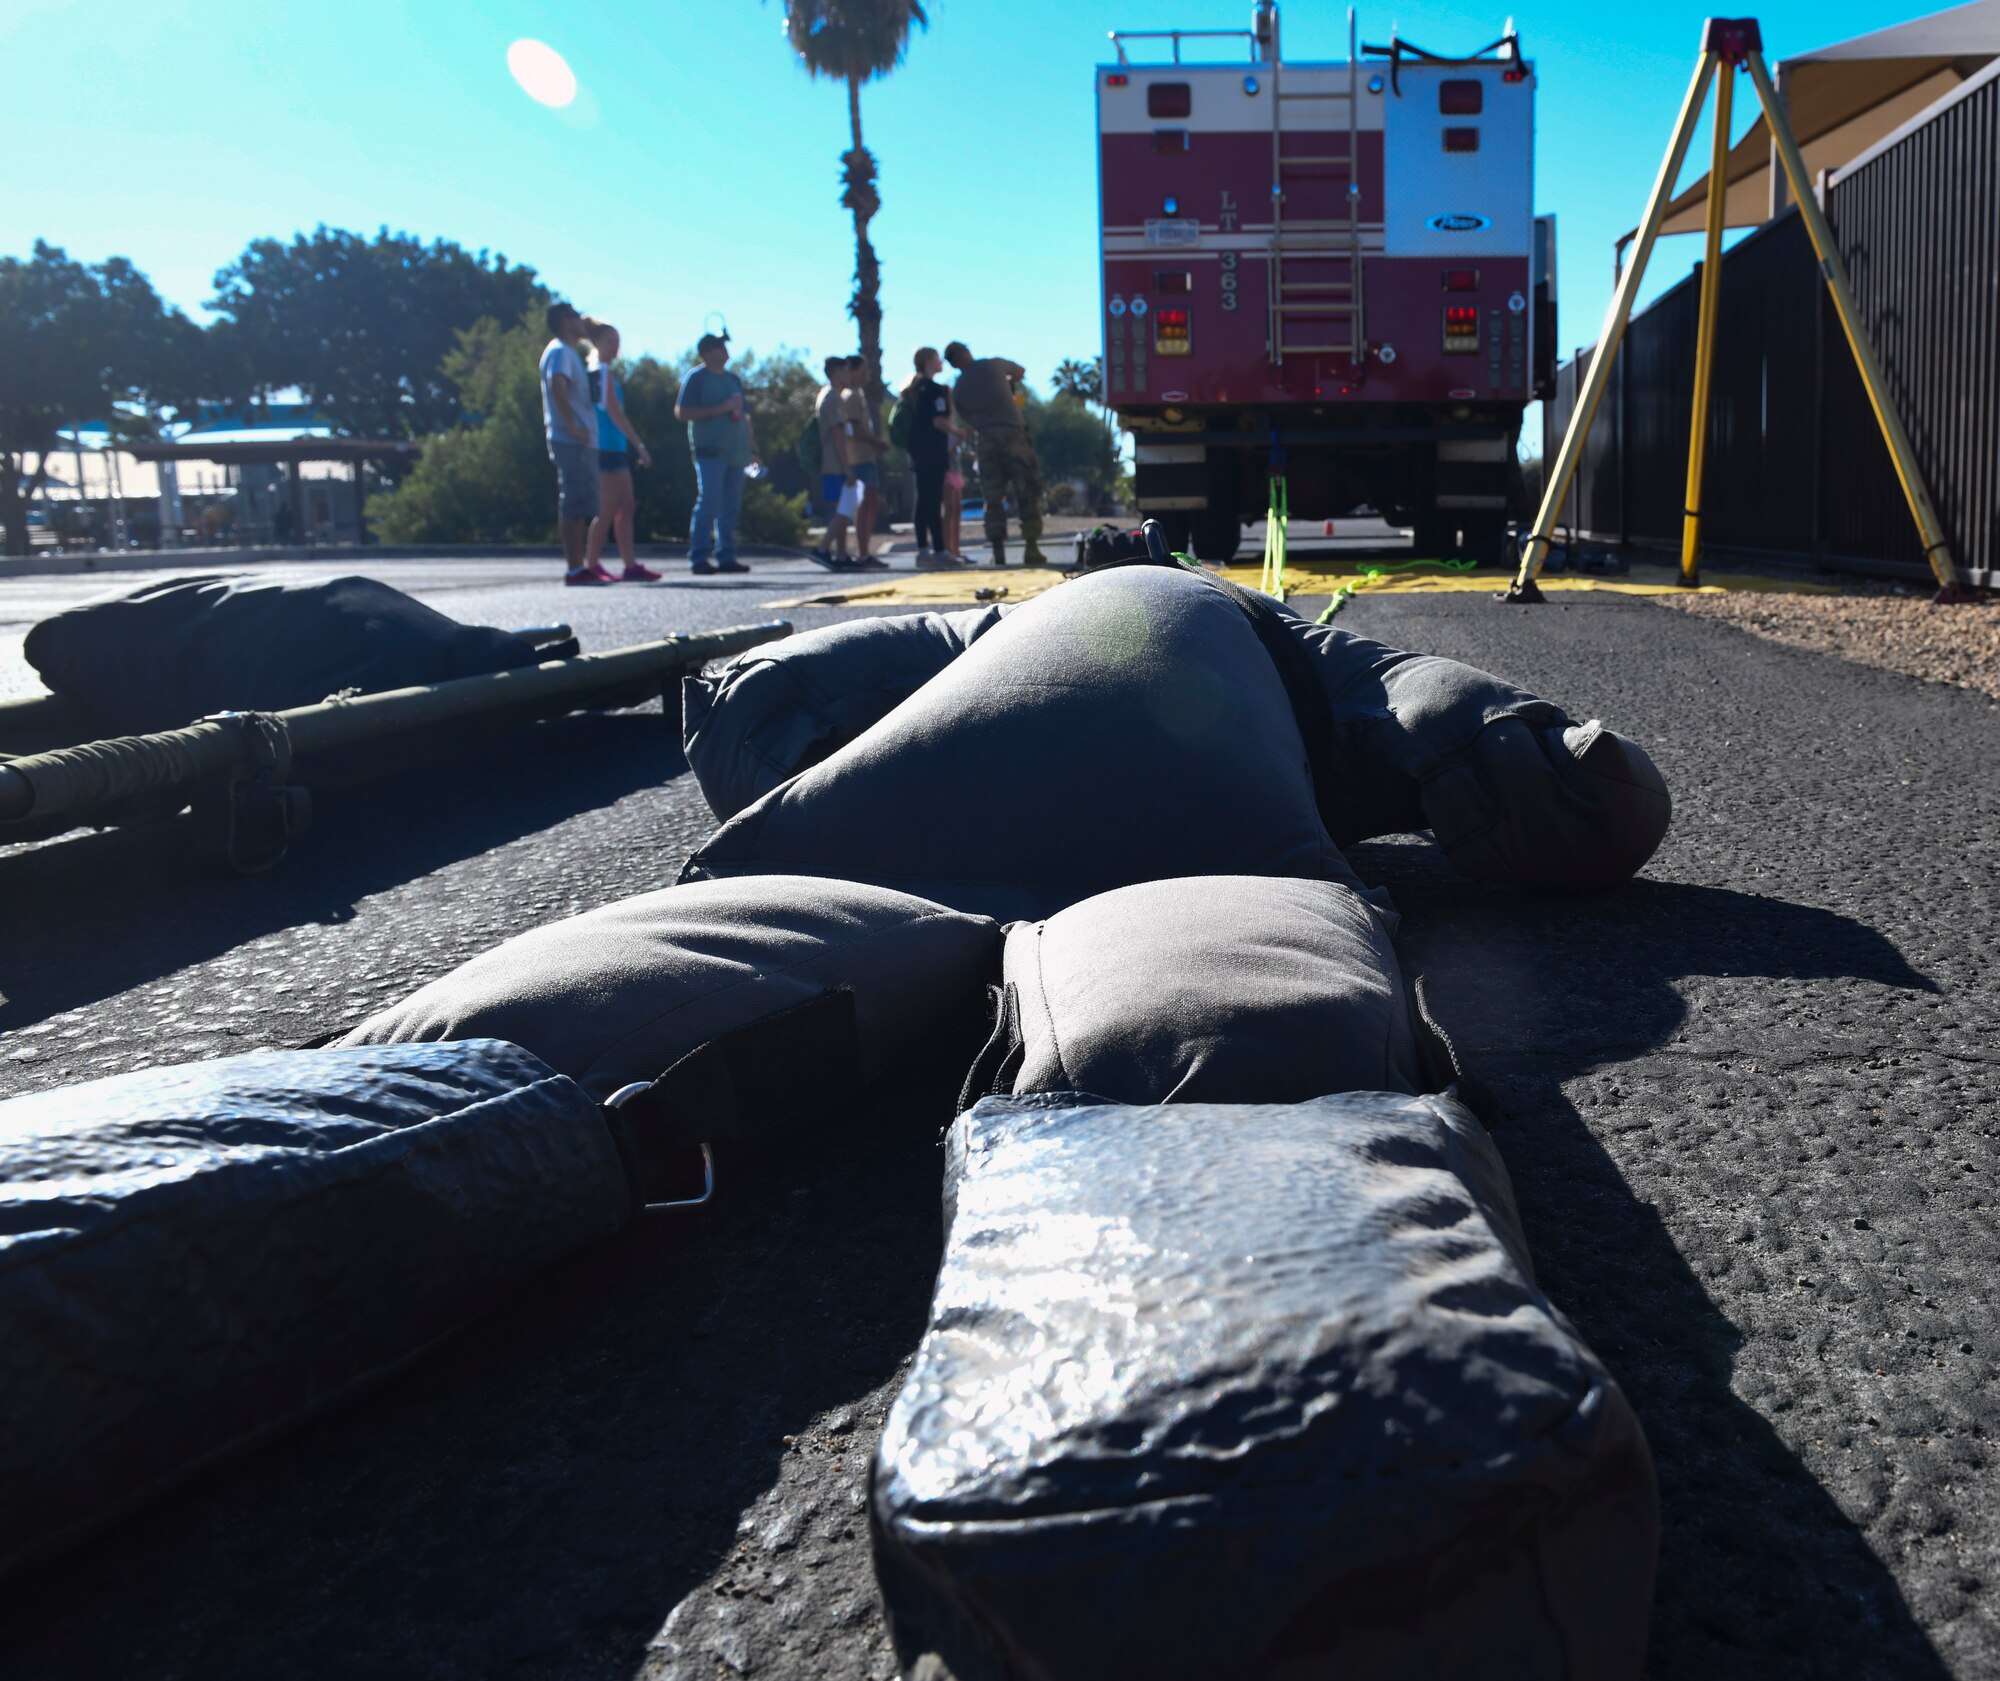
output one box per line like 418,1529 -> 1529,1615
1313,555 -> 1481,624
1259,477 -> 1290,600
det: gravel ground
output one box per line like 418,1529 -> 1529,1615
1655,583 -> 2000,700
1,558 -> 1997,1678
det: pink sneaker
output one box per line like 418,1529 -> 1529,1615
620,561 -> 662,582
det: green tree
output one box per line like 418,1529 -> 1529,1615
371,313 -> 554,543
208,227 -> 543,447
1025,388 -> 1119,509
779,1 -> 929,404
374,322 -> 815,547
0,241 -> 201,555
1052,357 -> 1104,405
620,356 -> 696,543
726,345 -> 817,544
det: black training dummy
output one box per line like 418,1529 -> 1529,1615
682,604 -> 1012,821
873,865 -> 1658,1677
872,1092 -> 1659,1681
684,565 -> 1355,922
1294,619 -> 1672,887
23,572 -> 544,736
4,877 -> 1003,1579
678,569 -> 1670,894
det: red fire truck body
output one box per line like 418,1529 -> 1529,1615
1098,5 -> 1556,559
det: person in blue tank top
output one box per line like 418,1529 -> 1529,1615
584,321 -> 659,582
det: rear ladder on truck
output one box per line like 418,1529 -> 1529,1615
1267,10 -> 1366,368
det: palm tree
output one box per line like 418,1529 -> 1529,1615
1053,357 -> 1104,405
780,0 -> 929,405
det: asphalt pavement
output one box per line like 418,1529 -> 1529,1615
0,553 -> 1995,1678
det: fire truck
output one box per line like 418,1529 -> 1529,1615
1098,3 -> 1556,561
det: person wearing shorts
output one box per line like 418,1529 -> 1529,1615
812,355 -> 857,568
584,320 -> 658,582
540,302 -> 604,585
839,354 -> 888,568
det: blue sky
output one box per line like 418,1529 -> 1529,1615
1,0 -> 1940,408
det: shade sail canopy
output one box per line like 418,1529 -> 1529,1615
1639,0 -> 2000,240
126,438 -> 420,466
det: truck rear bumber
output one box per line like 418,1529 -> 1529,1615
1098,9 -> 1555,555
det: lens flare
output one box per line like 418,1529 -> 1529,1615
507,39 -> 577,109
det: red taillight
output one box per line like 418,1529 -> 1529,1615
1158,309 -> 1190,326
1502,65 -> 1528,84
1155,307 -> 1192,355
1439,78 -> 1483,114
1106,72 -> 1129,86
1443,306 -> 1478,327
1442,268 -> 1480,291
1444,126 -> 1479,153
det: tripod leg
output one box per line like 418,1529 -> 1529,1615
1745,52 -> 1962,594
1508,52 -> 1720,598
1681,62 -> 1735,587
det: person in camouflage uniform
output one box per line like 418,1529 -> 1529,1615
944,342 -> 1047,566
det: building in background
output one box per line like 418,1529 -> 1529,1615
20,405 -> 416,553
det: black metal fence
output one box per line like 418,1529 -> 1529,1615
1546,61 -> 2000,585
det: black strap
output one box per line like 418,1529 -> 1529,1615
1410,974 -> 1500,1129
956,982 -> 1025,1114
603,987 -> 861,1210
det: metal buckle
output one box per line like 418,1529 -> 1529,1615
606,1082 -> 715,1213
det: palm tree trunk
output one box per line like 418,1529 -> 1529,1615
844,73 -> 885,407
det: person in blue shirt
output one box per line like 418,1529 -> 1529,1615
538,301 -> 602,585
583,320 -> 658,582
674,332 -> 761,576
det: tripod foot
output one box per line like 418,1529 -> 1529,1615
1497,578 -> 1547,604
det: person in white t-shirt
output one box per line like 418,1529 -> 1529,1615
539,301 -> 607,585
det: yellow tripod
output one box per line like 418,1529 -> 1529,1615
1504,18 -> 1966,602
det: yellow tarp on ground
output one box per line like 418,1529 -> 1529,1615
765,560 -> 1839,611
764,570 -> 1066,609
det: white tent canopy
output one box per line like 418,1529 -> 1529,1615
1638,0 -> 2000,241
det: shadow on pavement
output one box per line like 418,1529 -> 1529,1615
1353,840 -> 1949,1680
0,710 -> 688,1036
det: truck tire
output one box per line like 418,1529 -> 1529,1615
1411,513 -> 1455,559
1188,509 -> 1243,564
1458,523 -> 1510,568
